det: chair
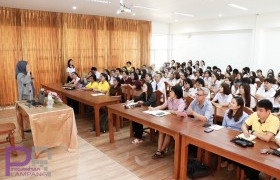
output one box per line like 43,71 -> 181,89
164,81 -> 171,96
0,123 -> 17,156
243,106 -> 254,115
122,85 -> 135,101
184,96 -> 194,109
143,90 -> 166,142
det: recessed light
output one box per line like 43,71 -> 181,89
88,0 -> 111,4
174,12 -> 194,17
228,3 -> 248,11
132,13 -> 136,16
218,14 -> 222,17
133,5 -> 159,11
72,6 -> 77,10
175,19 -> 178,22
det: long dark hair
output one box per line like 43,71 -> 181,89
141,69 -> 147,79
114,77 -> 121,87
131,72 -> 139,80
240,83 -> 251,108
67,59 -> 74,68
144,82 -> 153,100
227,96 -> 244,122
100,73 -> 108,82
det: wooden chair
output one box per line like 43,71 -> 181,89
143,90 -> 166,142
184,96 -> 194,109
122,85 -> 135,101
243,106 -> 254,115
0,123 -> 17,156
164,81 -> 171,96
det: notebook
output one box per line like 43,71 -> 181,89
91,93 -> 105,97
209,124 -> 224,131
143,110 -> 171,117
236,133 -> 257,141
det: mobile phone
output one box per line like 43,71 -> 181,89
204,128 -> 214,133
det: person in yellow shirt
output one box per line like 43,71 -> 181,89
242,99 -> 280,142
94,73 -> 110,95
81,75 -> 98,91
126,61 -> 132,71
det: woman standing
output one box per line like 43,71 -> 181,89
16,60 -> 34,101
66,59 -> 75,83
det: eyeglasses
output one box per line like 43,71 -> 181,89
196,93 -> 204,97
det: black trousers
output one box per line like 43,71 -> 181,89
132,122 -> 143,139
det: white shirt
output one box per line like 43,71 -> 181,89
203,77 -> 211,87
183,87 -> 195,97
188,75 -> 195,80
256,86 -> 276,101
95,71 -> 101,80
66,66 -> 76,76
213,92 -> 233,105
250,84 -> 257,96
151,80 -> 166,96
209,80 -> 221,90
168,78 -> 180,86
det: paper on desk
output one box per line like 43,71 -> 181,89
209,124 -> 224,130
236,133 -> 256,141
143,110 -> 171,117
91,93 -> 105,97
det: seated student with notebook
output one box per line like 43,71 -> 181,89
221,97 -> 249,171
131,82 -> 156,144
177,87 -> 213,124
241,99 -> 279,142
240,99 -> 279,179
81,75 -> 98,91
149,86 -> 185,159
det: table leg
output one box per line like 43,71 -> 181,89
173,134 -> 181,180
94,105 -> 100,137
79,103 -> 85,117
129,121 -> 133,137
108,109 -> 114,143
62,95 -> 67,104
204,150 -> 211,167
115,115 -> 120,132
180,136 -> 189,180
17,111 -> 25,139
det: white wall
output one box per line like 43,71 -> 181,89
168,12 -> 280,74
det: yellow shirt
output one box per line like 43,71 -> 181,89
97,81 -> 110,95
127,66 -> 132,71
245,112 -> 280,136
85,82 -> 98,90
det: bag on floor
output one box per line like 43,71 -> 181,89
187,159 -> 210,179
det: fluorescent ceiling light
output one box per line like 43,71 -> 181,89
228,3 -> 248,11
72,6 -> 77,10
133,5 -> 159,11
174,12 -> 194,17
88,0 -> 111,4
218,14 -> 222,17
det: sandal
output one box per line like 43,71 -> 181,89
152,151 -> 164,159
132,138 -> 143,144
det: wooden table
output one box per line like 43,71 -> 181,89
41,83 -> 121,136
107,103 -> 204,180
179,126 -> 280,180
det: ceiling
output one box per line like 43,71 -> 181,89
1,0 -> 280,23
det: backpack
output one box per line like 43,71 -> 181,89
187,159 -> 210,179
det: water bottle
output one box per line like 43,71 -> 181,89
38,88 -> 45,105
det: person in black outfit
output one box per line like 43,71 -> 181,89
131,82 -> 156,144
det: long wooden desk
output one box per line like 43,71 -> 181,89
41,83 -> 121,136
107,103 -> 204,180
179,126 -> 280,180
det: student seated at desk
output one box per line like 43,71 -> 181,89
81,75 -> 98,91
240,99 -> 279,179
255,78 -> 276,101
65,72 -> 82,89
212,83 -> 233,107
271,89 -> 280,116
149,86 -> 185,159
120,71 -> 132,85
177,87 -> 213,124
109,77 -> 122,96
129,72 -> 142,90
131,82 -> 156,144
221,97 -> 249,171
94,73 -> 110,95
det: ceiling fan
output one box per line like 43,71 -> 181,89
116,0 -> 135,16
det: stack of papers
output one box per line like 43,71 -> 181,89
91,93 -> 105,97
236,133 -> 256,141
209,124 -> 224,131
143,110 -> 171,117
